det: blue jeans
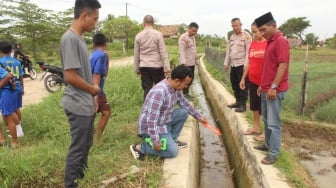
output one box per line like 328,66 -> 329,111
261,91 -> 286,157
140,108 -> 188,158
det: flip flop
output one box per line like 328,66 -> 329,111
243,128 -> 260,135
254,134 -> 265,141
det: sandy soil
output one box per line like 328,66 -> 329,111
22,74 -> 50,107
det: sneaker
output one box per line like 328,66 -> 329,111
16,124 -> 24,137
130,144 -> 145,160
235,105 -> 246,113
227,102 -> 239,108
176,140 -> 188,148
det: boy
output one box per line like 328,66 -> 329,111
90,33 -> 111,139
0,40 -> 23,147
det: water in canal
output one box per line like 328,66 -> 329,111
192,68 -> 235,188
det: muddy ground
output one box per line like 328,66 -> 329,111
283,121 -> 336,188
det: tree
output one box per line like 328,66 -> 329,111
325,34 -> 336,48
101,16 -> 141,53
304,33 -> 319,46
278,17 -> 311,42
199,34 -> 225,49
1,0 -> 65,60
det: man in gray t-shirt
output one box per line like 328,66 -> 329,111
60,0 -> 101,187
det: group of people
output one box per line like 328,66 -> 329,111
130,15 -> 205,159
57,0 -> 289,187
61,0 -> 205,187
0,41 -> 25,148
225,13 -> 290,165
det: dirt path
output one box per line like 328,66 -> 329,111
22,75 -> 49,107
23,57 -> 134,106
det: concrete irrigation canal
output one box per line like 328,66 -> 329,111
162,57 -> 291,188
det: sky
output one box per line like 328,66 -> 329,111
30,0 -> 336,40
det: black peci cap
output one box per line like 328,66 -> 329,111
254,12 -> 275,27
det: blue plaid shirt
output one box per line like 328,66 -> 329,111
138,79 -> 202,145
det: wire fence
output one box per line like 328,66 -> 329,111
204,47 -> 336,124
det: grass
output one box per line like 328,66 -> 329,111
0,66 -> 163,187
274,150 -> 309,188
202,48 -> 336,188
204,47 -> 336,124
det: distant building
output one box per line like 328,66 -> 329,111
156,24 -> 182,38
287,38 -> 302,48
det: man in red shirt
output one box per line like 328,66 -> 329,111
253,12 -> 290,165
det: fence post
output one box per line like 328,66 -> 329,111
298,45 -> 309,115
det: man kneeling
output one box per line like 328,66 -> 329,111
130,65 -> 207,160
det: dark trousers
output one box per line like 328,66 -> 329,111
182,65 -> 195,95
64,110 -> 95,188
230,65 -> 248,106
140,67 -> 165,100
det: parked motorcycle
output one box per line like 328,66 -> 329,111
18,55 -> 37,80
37,62 -> 66,93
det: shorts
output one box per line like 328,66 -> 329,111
0,89 -> 18,115
97,94 -> 111,113
248,82 -> 261,112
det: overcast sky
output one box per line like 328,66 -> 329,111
30,0 -> 335,40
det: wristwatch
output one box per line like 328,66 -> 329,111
271,83 -> 277,89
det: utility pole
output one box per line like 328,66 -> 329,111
126,2 -> 128,17
125,2 -> 128,53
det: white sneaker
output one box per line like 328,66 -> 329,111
16,124 -> 24,137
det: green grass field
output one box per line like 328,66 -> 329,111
0,66 -> 162,187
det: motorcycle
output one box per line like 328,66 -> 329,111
18,55 -> 37,80
37,62 -> 66,93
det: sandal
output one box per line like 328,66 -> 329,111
254,133 -> 265,142
261,154 -> 277,165
243,128 -> 260,135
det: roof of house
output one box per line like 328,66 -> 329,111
156,24 -> 181,37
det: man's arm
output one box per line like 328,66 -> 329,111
158,35 -> 170,74
178,35 -> 187,65
267,62 -> 288,100
20,77 -> 24,95
92,74 -> 101,112
240,63 -> 249,90
244,34 -> 252,66
146,92 -> 165,146
134,38 -> 141,75
64,69 -> 100,96
0,73 -> 11,89
223,40 -> 231,71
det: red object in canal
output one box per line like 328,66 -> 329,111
202,122 -> 221,135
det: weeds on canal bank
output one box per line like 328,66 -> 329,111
0,66 -> 163,187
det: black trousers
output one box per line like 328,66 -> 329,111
64,110 -> 95,188
139,67 -> 165,100
230,65 -> 248,106
183,65 -> 195,95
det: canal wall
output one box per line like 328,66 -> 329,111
163,57 -> 291,188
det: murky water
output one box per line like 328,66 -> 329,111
300,150 -> 336,188
192,68 -> 235,188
